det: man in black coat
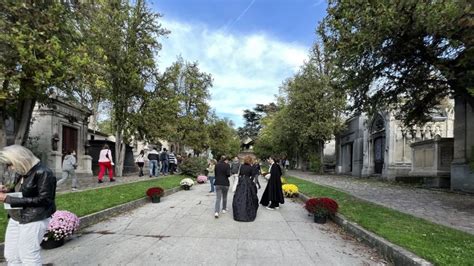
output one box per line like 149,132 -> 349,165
213,156 -> 231,218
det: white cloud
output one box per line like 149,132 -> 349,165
157,19 -> 308,127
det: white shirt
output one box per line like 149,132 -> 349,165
99,149 -> 113,163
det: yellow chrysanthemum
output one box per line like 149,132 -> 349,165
282,184 -> 299,197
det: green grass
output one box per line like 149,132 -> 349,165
0,175 -> 183,242
286,176 -> 474,266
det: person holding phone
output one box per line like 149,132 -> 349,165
0,145 -> 56,265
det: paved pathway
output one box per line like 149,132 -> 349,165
41,178 -> 384,265
289,170 -> 474,235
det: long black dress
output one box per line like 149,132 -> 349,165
232,163 -> 259,222
260,163 -> 284,207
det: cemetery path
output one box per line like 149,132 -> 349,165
289,170 -> 474,235
40,178 -> 384,265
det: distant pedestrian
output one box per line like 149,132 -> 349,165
207,159 -> 216,193
214,156 -> 231,218
230,156 -> 241,192
98,144 -> 115,183
253,159 -> 261,189
168,151 -> 177,175
260,156 -> 284,210
57,150 -> 78,191
135,150 -> 145,177
147,147 -> 160,177
160,148 -> 169,175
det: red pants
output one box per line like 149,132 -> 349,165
98,162 -> 114,181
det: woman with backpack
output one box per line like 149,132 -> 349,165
98,144 -> 115,183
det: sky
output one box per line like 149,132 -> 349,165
149,0 -> 328,127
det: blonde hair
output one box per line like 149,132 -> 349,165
0,145 -> 40,175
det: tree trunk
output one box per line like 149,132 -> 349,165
115,129 -> 125,177
14,98 -> 36,145
90,100 -> 100,131
0,120 -> 6,149
318,140 -> 324,173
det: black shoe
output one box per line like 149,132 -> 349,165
110,179 -> 116,182
98,180 -> 103,184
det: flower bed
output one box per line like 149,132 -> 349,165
146,187 -> 164,198
282,184 -> 299,197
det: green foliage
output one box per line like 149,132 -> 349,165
0,175 -> 183,242
319,0 -> 473,125
178,157 -> 208,177
308,154 -> 322,173
286,176 -> 474,265
207,117 -> 240,159
97,119 -> 113,135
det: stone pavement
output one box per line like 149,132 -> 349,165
289,170 -> 474,235
40,178 -> 385,265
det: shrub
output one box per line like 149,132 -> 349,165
308,154 -> 322,173
146,187 -> 164,198
44,210 -> 80,241
304,197 -> 338,217
179,157 -> 208,177
282,184 -> 298,197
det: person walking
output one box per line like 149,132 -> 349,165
230,156 -> 240,192
147,147 -> 160,177
135,150 -> 146,177
260,156 -> 284,210
98,144 -> 115,183
0,145 -> 56,265
232,156 -> 259,222
57,150 -> 78,191
160,148 -> 169,175
253,159 -> 262,189
207,159 -> 216,193
168,151 -> 177,175
214,156 -> 231,218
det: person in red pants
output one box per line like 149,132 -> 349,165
98,144 -> 115,183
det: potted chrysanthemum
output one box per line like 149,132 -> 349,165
304,197 -> 339,224
146,187 -> 164,203
196,175 -> 207,184
282,184 -> 299,198
180,178 -> 194,190
41,210 -> 80,249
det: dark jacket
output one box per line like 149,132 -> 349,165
147,150 -> 159,161
239,164 -> 258,180
230,161 -> 240,174
214,161 -> 231,186
5,162 -> 57,224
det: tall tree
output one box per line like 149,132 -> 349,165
237,109 -> 262,139
207,116 -> 240,159
0,1 -> 87,147
319,0 -> 473,125
93,0 -> 168,176
159,58 -> 212,154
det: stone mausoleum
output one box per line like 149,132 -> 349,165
335,108 -> 454,181
28,97 -> 93,178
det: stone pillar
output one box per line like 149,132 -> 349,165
451,96 -> 474,192
49,151 -> 63,179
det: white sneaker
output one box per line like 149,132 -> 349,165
72,188 -> 78,192
222,209 -> 227,214
266,206 -> 275,210
214,212 -> 219,218
275,207 -> 280,210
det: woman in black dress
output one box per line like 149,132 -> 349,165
260,156 -> 284,210
232,156 -> 259,222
